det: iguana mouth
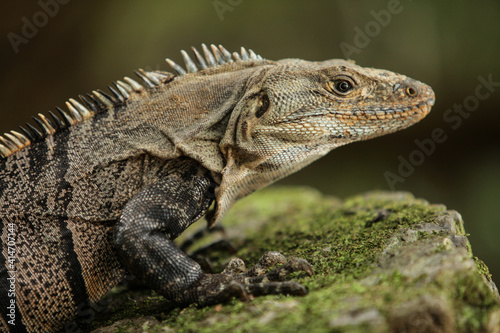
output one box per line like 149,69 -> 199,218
335,98 -> 435,116
277,98 -> 433,125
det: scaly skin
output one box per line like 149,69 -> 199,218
0,44 -> 434,332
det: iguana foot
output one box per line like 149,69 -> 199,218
175,251 -> 313,306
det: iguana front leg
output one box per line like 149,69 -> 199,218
113,158 -> 312,306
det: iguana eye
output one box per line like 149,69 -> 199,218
329,79 -> 354,95
256,93 -> 270,118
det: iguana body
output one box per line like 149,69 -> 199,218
0,44 -> 435,332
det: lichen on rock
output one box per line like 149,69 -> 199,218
90,187 -> 500,332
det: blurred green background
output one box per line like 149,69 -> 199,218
1,1 -> 499,286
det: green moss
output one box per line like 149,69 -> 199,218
475,256 -> 494,281
90,187 -> 499,332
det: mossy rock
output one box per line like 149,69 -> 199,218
88,187 -> 500,333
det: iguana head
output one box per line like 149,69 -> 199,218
213,56 -> 435,225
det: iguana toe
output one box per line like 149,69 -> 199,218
177,251 -> 312,306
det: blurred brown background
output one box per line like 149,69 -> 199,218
1,1 -> 499,286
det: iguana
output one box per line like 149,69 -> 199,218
0,44 -> 435,332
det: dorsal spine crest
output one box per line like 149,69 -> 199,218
0,44 -> 264,158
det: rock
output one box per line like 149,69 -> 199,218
88,187 -> 500,332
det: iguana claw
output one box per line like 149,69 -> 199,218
177,251 -> 313,306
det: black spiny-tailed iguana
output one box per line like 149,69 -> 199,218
0,44 -> 435,332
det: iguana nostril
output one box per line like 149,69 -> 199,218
406,86 -> 418,97
393,83 -> 417,97
392,82 -> 418,97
